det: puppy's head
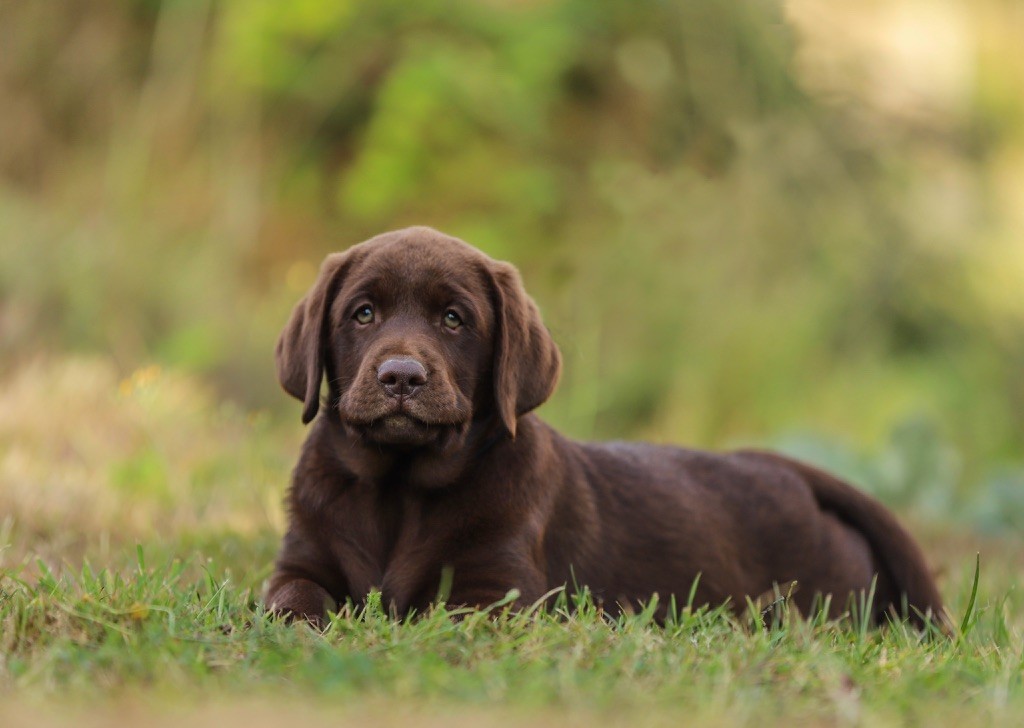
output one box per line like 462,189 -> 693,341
276,227 -> 561,449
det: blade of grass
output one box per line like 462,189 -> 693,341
959,553 -> 982,639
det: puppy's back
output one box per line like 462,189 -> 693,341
550,439 -> 945,626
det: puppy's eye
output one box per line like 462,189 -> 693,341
443,310 -> 463,330
354,305 -> 375,325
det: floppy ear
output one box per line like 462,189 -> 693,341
488,261 -> 562,437
275,251 -> 353,424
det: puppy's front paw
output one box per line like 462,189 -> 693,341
266,578 -> 336,629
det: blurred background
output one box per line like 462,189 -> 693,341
1,0 -> 1023,568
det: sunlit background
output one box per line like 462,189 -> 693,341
1,0 -> 1023,568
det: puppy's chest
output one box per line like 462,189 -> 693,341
322,488 -> 443,606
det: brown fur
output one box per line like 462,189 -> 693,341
266,226 -> 947,629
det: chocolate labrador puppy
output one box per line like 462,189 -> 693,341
267,226 -> 946,628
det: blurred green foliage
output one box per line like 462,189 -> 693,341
1,0 -> 1023,478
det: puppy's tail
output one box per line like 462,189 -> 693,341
770,453 -> 949,631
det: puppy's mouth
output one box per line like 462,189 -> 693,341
339,377 -> 470,449
361,412 -> 438,446
344,403 -> 467,448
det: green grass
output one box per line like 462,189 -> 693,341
1,544 -> 1022,727
2,359 -> 1023,726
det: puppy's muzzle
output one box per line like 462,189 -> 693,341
377,357 -> 427,400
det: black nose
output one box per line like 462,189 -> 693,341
377,358 -> 428,399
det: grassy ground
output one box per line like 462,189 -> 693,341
2,359 -> 1023,727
